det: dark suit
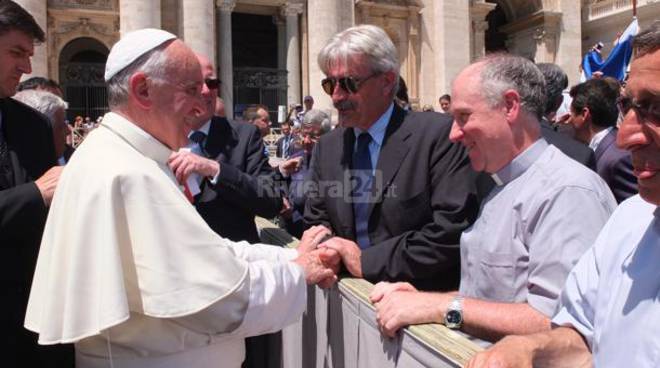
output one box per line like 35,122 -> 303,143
0,98 -> 73,367
275,134 -> 295,158
304,106 -> 482,291
594,128 -> 637,203
541,119 -> 597,170
195,116 -> 283,244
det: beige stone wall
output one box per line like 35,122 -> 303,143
15,0 -> 48,79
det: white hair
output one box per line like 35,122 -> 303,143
318,24 -> 399,95
478,54 -> 547,121
106,40 -> 175,108
302,109 -> 331,134
13,89 -> 68,123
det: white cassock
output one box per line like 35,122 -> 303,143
25,112 -> 306,368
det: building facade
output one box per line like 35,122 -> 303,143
17,0 -> 660,121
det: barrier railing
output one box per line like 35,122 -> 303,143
255,217 -> 482,368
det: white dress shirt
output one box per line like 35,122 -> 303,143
553,195 -> 660,367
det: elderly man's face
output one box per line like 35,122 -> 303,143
195,54 -> 218,125
302,124 -> 322,153
253,108 -> 271,137
449,64 -> 515,173
617,49 -> 660,205
325,54 -> 394,130
150,41 -> 204,149
0,30 -> 34,98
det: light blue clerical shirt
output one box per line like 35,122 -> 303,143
459,139 -> 618,316
353,103 -> 394,174
553,196 -> 659,367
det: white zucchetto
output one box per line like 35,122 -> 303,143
104,28 -> 176,81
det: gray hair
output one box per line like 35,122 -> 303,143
478,54 -> 546,121
633,20 -> 660,57
107,41 -> 175,108
13,89 -> 68,124
302,109 -> 331,134
536,63 -> 568,115
318,24 -> 399,96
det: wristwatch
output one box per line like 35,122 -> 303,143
444,296 -> 464,329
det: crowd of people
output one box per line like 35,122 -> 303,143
1,0 -> 658,367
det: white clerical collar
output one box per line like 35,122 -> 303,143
491,138 -> 549,186
588,127 -> 613,151
353,103 -> 394,148
100,112 -> 173,164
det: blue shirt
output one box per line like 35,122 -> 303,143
459,140 -> 617,316
553,195 -> 660,367
353,103 -> 394,174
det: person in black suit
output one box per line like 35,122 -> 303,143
275,120 -> 295,158
567,78 -> 638,202
0,2 -> 72,366
537,63 -> 597,170
168,53 -> 283,244
305,25 -> 482,291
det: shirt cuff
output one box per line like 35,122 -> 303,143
209,166 -> 221,185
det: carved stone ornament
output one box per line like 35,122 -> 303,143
48,0 -> 115,11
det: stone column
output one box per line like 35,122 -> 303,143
432,0 -> 471,98
217,0 -> 236,120
119,0 -> 162,36
282,2 -> 304,107
306,0 -> 351,112
15,0 -> 48,79
469,0 -> 496,61
556,0 -> 582,86
181,0 -> 215,63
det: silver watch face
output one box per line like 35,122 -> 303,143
445,310 -> 462,328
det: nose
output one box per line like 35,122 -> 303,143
448,120 -> 463,143
18,55 -> 32,74
331,81 -> 348,104
617,110 -> 648,150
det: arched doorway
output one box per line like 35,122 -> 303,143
59,37 -> 109,121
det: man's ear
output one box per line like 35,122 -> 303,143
128,72 -> 152,110
382,71 -> 398,97
582,107 -> 592,124
503,89 -> 521,124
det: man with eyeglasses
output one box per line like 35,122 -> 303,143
464,22 -> 660,368
168,53 -> 283,245
306,24 -> 482,291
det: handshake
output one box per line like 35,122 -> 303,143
292,225 -> 361,289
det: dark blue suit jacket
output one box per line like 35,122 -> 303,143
595,128 -> 637,203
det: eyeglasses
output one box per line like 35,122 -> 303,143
617,95 -> 660,123
321,73 -> 380,95
205,78 -> 221,90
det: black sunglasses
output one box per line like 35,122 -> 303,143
205,78 -> 221,90
617,95 -> 660,123
321,73 -> 379,95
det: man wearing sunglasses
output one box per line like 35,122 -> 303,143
168,53 -> 283,246
307,24 -> 482,291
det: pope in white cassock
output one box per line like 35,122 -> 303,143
24,29 -> 338,368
